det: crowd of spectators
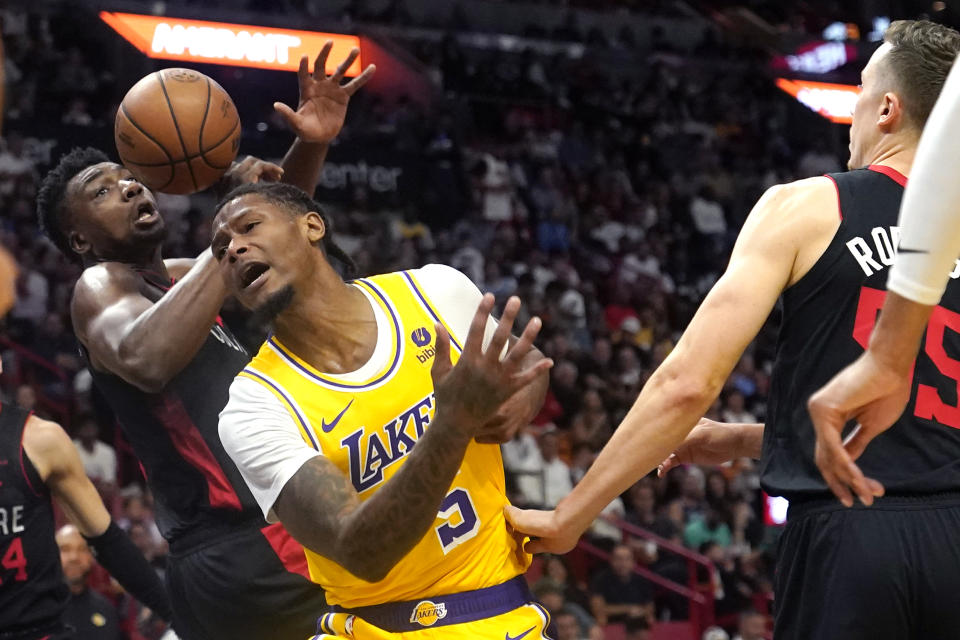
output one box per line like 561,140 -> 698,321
0,1 -> 867,638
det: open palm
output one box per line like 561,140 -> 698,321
274,41 -> 376,144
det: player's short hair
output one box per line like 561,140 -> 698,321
216,182 -> 357,276
882,20 -> 960,128
36,147 -> 111,261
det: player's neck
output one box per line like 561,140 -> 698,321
864,137 -> 916,179
93,245 -> 167,278
273,268 -> 378,374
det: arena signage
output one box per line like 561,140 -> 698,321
99,12 -> 362,74
774,78 -> 859,124
771,41 -> 857,75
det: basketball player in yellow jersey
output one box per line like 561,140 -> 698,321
213,182 -> 554,639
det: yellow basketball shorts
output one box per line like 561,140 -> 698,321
310,577 -> 551,640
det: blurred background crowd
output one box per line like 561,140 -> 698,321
1,0 -> 953,638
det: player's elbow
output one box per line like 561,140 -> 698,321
655,363 -> 721,413
115,346 -> 171,393
338,549 -> 394,583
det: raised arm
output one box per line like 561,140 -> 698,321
506,179 -> 835,553
71,251 -> 228,392
274,43 -> 376,194
224,296 -> 551,582
23,416 -> 171,620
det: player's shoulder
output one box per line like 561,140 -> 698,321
761,176 -> 838,213
22,415 -> 73,480
73,262 -> 141,303
748,176 -> 839,235
71,262 -> 143,328
223,371 -> 285,415
406,263 -> 479,295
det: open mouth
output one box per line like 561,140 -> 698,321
134,201 -> 158,223
240,262 -> 270,289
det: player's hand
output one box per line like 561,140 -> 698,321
503,504 -> 579,554
809,349 -> 909,507
657,418 -> 744,477
274,42 -> 376,144
431,295 -> 553,436
474,377 -> 547,444
216,156 -> 284,199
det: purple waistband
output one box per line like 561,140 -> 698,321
324,576 -> 534,632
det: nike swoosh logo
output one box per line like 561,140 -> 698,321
898,246 -> 929,254
506,627 -> 535,640
321,399 -> 354,433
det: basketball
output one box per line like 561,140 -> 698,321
114,68 -> 241,195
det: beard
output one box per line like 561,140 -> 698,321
248,284 -> 295,330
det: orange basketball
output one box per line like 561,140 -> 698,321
115,68 -> 241,195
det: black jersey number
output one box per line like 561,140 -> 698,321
854,286 -> 960,429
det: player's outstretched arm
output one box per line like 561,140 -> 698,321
505,180 -> 829,554
71,251 -> 229,392
241,295 -> 551,582
23,416 -> 172,620
275,42 -> 376,194
657,418 -> 764,477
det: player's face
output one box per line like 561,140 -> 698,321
848,44 -> 891,169
212,195 -> 322,312
65,162 -> 164,261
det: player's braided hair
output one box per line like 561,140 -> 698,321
883,20 -> 960,128
216,182 -> 357,277
36,146 -> 111,262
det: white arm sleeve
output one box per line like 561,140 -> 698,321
219,376 -> 321,522
888,56 -> 960,305
411,264 -> 502,351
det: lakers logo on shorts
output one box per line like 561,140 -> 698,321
409,600 -> 448,627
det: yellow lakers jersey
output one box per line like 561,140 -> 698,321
238,270 -> 530,607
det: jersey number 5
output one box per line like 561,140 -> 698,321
854,286 -> 960,428
435,488 -> 480,554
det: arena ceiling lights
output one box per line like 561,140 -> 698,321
774,78 -> 860,124
99,12 -> 362,75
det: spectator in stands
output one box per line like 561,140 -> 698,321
501,425 -> 544,507
543,554 -> 592,612
684,507 -> 732,550
703,626 -> 731,640
117,494 -> 163,550
534,578 -> 596,638
554,611 -> 586,640
14,383 -> 37,413
625,479 -> 657,530
797,140 -> 841,178
721,390 -> 757,424
539,428 -> 573,507
569,442 -> 595,486
732,610 -> 767,640
9,249 -> 48,333
626,616 -> 653,640
72,413 -> 117,494
56,525 -> 123,640
589,544 -> 654,625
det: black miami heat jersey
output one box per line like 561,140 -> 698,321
0,402 -> 69,637
84,271 -> 262,544
762,165 -> 960,499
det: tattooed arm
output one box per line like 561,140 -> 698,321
274,409 -> 474,581
221,295 -> 552,581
